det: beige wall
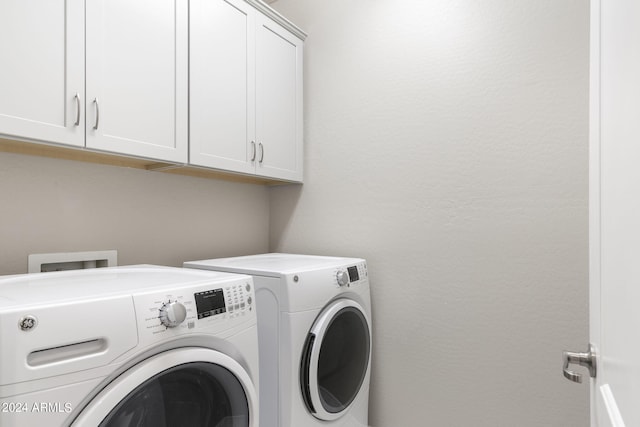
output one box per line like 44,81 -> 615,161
0,151 -> 269,275
269,0 -> 590,425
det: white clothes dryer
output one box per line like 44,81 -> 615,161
0,265 -> 259,427
184,253 -> 372,427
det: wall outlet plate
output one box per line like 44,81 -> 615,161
28,250 -> 118,273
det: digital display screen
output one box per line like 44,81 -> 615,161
347,266 -> 359,282
194,289 -> 226,319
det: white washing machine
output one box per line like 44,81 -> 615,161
184,253 -> 372,427
0,265 -> 259,427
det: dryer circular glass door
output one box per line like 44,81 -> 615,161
300,298 -> 371,421
71,348 -> 257,427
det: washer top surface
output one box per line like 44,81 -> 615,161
0,265 -> 249,308
185,253 -> 365,277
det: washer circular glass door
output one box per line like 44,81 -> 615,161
72,348 -> 257,427
300,299 -> 371,421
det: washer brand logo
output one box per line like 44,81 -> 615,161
18,315 -> 37,331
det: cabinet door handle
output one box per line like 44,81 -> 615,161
251,141 -> 256,161
93,98 -> 100,130
73,93 -> 81,126
258,142 -> 264,163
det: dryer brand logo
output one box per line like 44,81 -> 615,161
18,315 -> 37,331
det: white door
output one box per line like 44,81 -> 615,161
584,0 -> 640,425
190,0 -> 256,174
255,14 -> 304,182
85,0 -> 188,163
0,0 -> 84,147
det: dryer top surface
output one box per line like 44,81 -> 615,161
184,253 -> 366,277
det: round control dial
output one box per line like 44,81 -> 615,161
159,301 -> 187,328
336,270 -> 350,287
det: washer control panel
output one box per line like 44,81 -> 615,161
133,277 -> 255,347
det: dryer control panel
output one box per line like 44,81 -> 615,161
334,262 -> 368,288
133,277 -> 255,348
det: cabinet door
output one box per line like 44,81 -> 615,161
190,0 -> 256,174
0,0 -> 84,147
85,0 -> 188,163
255,15 -> 303,182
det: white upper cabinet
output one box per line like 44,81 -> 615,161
255,14 -> 303,182
85,0 -> 188,163
0,0 -> 302,181
0,0 -> 84,147
190,0 -> 304,182
190,0 -> 256,175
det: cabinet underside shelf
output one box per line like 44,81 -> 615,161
0,137 -> 296,186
